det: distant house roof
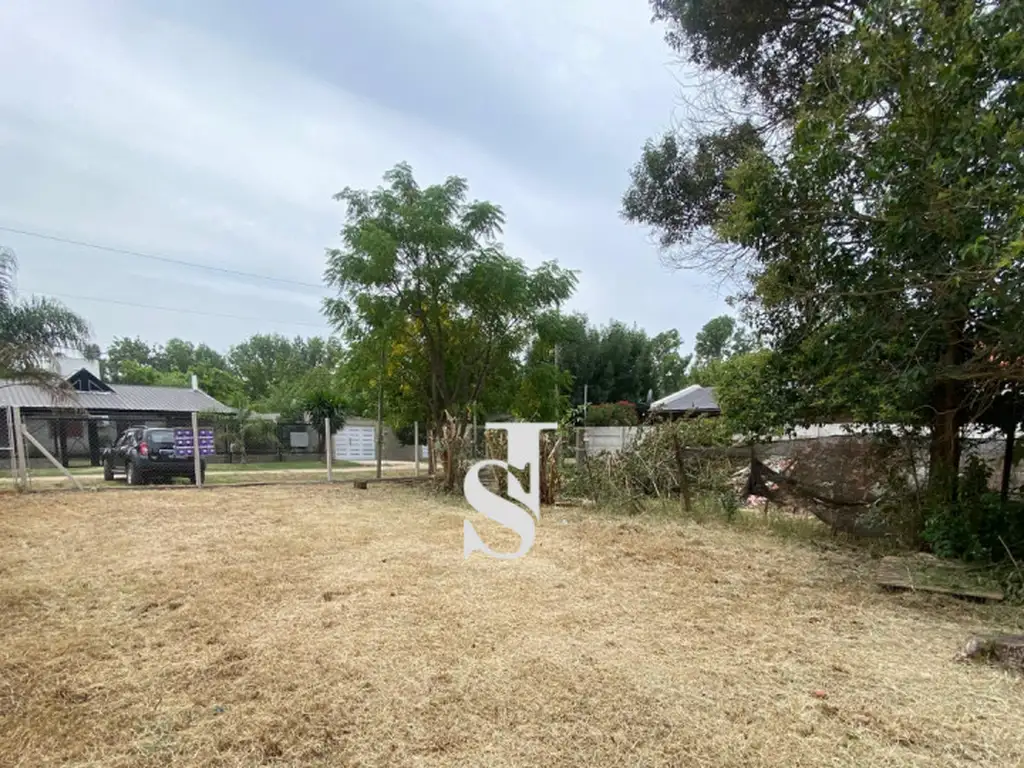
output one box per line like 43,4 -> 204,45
649,384 -> 720,414
54,356 -> 101,379
0,368 -> 235,414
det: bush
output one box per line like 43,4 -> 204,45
921,456 -> 1024,563
586,401 -> 638,426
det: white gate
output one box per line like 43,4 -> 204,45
334,425 -> 376,461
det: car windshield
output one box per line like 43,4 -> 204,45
147,429 -> 176,448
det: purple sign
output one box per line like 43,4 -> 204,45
173,428 -> 215,457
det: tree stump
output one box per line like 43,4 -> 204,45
955,634 -> 1024,672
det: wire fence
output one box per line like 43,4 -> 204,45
0,408 -> 432,491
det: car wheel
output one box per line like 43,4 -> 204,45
103,463 -> 114,481
126,461 -> 144,486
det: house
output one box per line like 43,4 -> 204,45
0,360 -> 235,467
647,384 -> 721,418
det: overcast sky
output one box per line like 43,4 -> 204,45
0,0 -> 731,357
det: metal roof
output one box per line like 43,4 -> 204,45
0,380 -> 236,414
649,384 -> 720,413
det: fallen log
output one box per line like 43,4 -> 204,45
955,634 -> 1024,672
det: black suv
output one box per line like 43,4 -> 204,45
102,426 -> 207,485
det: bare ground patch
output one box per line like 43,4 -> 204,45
0,485 -> 1021,767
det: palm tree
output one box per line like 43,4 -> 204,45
209,401 -> 279,463
301,388 -> 346,460
0,246 -> 91,399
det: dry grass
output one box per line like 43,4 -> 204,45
0,486 -> 1022,767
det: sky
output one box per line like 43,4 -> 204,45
0,0 -> 731,357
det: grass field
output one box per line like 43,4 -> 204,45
1,486 -> 1022,767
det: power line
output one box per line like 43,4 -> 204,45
42,290 -> 331,329
0,225 -> 328,291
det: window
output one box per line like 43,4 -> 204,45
146,429 -> 176,449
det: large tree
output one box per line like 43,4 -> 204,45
0,247 -> 91,397
531,313 -> 690,406
625,0 -> 867,277
644,0 -> 1024,500
323,162 -> 576,487
227,333 -> 342,404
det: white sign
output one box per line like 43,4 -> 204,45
462,422 -> 557,560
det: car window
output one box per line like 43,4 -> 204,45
147,429 -> 176,448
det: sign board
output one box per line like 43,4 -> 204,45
173,428 -> 215,457
334,425 -> 376,461
289,431 -> 309,449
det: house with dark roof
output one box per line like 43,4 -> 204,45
0,360 -> 234,467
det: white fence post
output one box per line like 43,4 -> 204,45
325,416 -> 333,483
13,406 -> 28,489
6,406 -> 16,483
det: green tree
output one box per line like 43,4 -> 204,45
693,315 -> 736,364
112,360 -> 185,386
0,247 -> 91,397
701,350 -> 796,441
624,0 -> 864,273
300,386 -> 346,459
533,313 -> 682,405
208,402 -> 278,463
323,162 -> 577,487
650,329 -> 693,395
105,336 -> 154,382
714,0 -> 1024,498
227,333 -> 341,404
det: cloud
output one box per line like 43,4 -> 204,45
0,0 -> 730,353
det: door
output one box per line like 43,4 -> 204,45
334,425 -> 376,461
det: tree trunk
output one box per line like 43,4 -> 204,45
928,335 -> 967,503
1001,388 -> 1018,506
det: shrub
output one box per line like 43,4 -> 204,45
586,401 -> 638,426
921,456 -> 1024,563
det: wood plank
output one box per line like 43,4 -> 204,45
352,476 -> 428,490
876,556 -> 1004,602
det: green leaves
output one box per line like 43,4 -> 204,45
324,163 -> 577,437
0,248 -> 92,398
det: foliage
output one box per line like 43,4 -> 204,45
623,123 -> 766,262
693,315 -> 736,364
535,313 -> 691,406
323,162 -> 576,489
207,403 -> 279,460
719,0 -> 1024,495
631,0 -> 1024,503
698,349 -> 795,441
650,0 -> 862,121
585,401 -> 639,427
0,246 -> 91,399
228,334 -> 342,404
114,360 -> 190,387
300,387 -> 346,455
922,457 -> 1024,563
100,332 -> 340,409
